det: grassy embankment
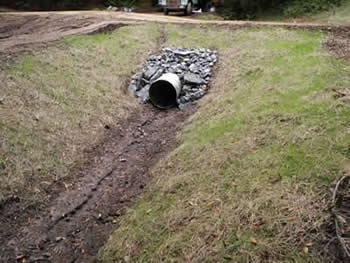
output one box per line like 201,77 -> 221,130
0,24 -> 160,204
255,0 -> 350,24
99,25 -> 350,262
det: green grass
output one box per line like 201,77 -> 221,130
0,23 -> 161,204
99,25 -> 350,262
255,0 -> 350,24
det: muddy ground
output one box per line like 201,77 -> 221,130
0,104 -> 195,262
1,11 -> 350,263
0,13 -> 141,68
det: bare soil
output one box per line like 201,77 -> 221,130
0,13 -> 140,67
325,27 -> 350,60
0,104 -> 195,262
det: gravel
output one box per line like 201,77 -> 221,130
129,47 -> 217,109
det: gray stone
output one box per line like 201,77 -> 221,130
131,73 -> 143,90
179,96 -> 190,103
173,50 -> 193,56
163,48 -> 172,53
201,72 -> 211,79
150,69 -> 164,82
203,68 -> 211,74
184,73 -> 205,85
191,90 -> 206,99
143,67 -> 158,80
182,85 -> 192,92
178,102 -> 192,110
189,64 -> 199,73
137,84 -> 150,104
128,83 -> 138,95
141,78 -> 150,87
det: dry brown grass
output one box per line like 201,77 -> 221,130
0,23 -> 161,204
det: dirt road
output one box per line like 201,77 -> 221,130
0,12 -> 142,62
1,10 -> 349,60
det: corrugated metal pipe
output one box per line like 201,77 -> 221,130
149,73 -> 182,109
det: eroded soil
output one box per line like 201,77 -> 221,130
0,104 -> 195,262
326,26 -> 350,60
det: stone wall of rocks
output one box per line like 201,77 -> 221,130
129,47 -> 217,109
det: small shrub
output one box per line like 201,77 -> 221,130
282,0 -> 342,17
220,0 -> 259,20
218,0 -> 343,20
104,0 -> 136,8
13,0 -> 86,10
56,0 -> 86,9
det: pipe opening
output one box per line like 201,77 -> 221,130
149,80 -> 178,109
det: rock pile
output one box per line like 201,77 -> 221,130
129,47 -> 217,109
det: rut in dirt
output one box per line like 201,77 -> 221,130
1,104 -> 195,263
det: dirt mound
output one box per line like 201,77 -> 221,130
0,13 -> 139,67
326,27 -> 350,60
0,13 -> 97,51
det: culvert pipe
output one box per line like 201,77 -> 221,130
149,73 -> 182,109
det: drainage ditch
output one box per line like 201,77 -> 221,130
1,46 -> 218,262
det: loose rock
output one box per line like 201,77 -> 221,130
129,47 -> 217,109
184,73 -> 206,85
143,67 -> 158,80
